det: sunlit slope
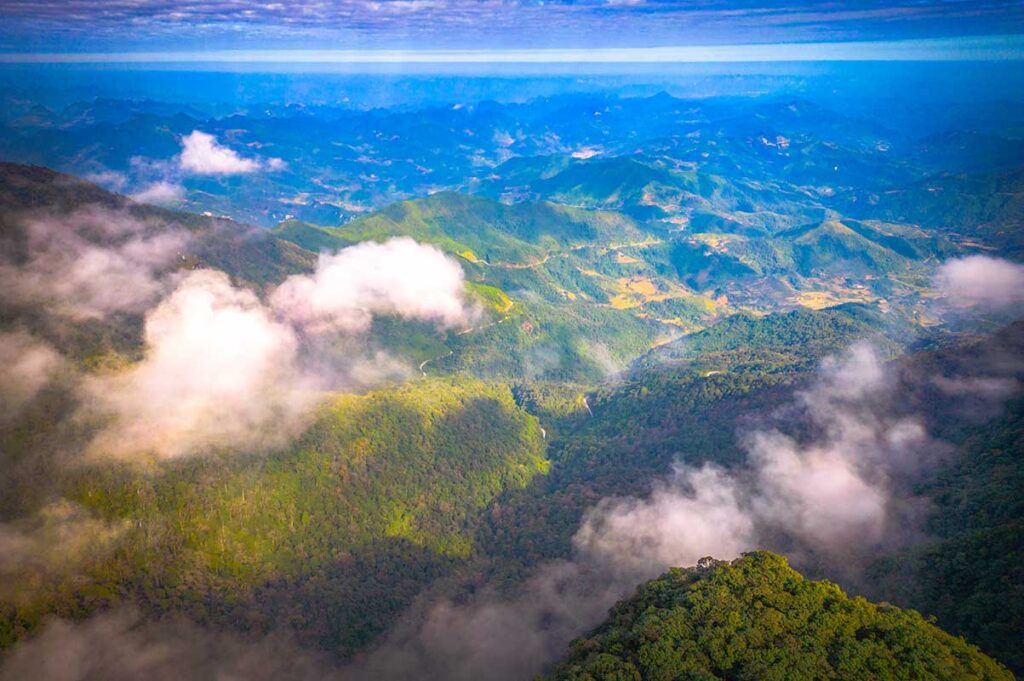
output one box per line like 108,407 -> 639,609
548,552 -> 1012,681
2,379 -> 548,655
329,191 -> 649,264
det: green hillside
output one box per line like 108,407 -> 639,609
548,552 -> 1012,681
1,379 -> 549,655
779,218 -> 944,277
637,303 -> 897,371
328,191 -> 648,265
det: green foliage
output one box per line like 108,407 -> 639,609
271,219 -> 356,253
637,303 -> 899,372
2,379 -> 549,656
330,191 -> 647,264
549,552 -> 1012,681
868,389 -> 1024,673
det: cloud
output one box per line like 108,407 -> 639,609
272,237 -> 471,334
0,331 -> 61,422
0,500 -> 126,602
83,169 -> 129,193
574,465 -> 753,574
745,343 -> 940,560
0,207 -> 189,319
84,237 -> 472,459
130,180 -> 184,205
84,269 -> 314,459
0,608 -> 337,681
934,255 -> 1024,310
2,1 -> 1023,57
179,130 -> 261,175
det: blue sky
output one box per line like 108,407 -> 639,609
0,1 -> 1022,60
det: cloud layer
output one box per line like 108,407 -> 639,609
0,207 -> 189,318
2,1 -> 1022,54
935,255 -> 1024,310
74,235 -> 470,459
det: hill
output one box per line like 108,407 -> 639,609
636,303 -> 897,371
548,552 -> 1012,681
328,191 -> 649,264
1,378 -> 548,656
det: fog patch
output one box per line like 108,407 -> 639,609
0,500 -> 127,602
0,609 -> 337,681
934,255 -> 1024,310
129,181 -> 184,206
0,207 -> 189,319
0,330 -> 61,422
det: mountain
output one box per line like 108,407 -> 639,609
548,552 -> 1011,681
1,70 -> 1023,679
832,167 -> 1024,257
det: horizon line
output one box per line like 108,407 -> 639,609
1,35 -> 1022,64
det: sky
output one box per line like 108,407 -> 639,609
0,1 -> 1023,61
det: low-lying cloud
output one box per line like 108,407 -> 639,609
0,500 -> 126,602
78,237 -> 471,459
0,608 -> 336,681
179,130 -> 280,176
0,207 -> 189,318
934,255 -> 1024,310
84,269 -> 314,458
129,180 -> 184,205
0,330 -> 61,422
273,237 -> 471,334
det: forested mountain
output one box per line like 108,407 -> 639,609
548,552 -> 1012,681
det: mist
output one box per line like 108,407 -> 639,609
80,237 -> 472,459
0,207 -> 190,319
934,255 -> 1024,311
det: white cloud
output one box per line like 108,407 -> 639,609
130,181 -> 184,205
179,131 -> 261,175
85,270 -> 314,459
574,465 -> 753,574
272,237 -> 471,334
85,238 -> 473,459
0,207 -> 189,319
934,255 -> 1024,310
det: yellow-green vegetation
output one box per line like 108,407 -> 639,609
549,552 -> 1012,681
466,282 -> 513,313
326,191 -> 647,266
2,379 -> 549,654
